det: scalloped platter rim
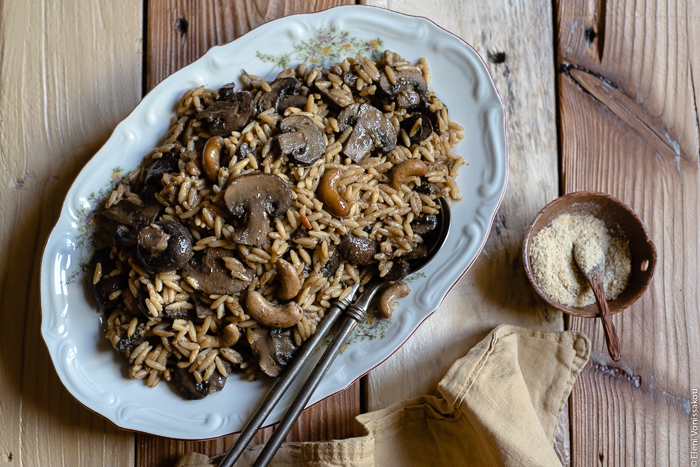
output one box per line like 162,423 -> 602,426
40,5 -> 507,440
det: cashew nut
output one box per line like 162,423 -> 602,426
391,159 -> 428,190
318,168 -> 351,217
276,258 -> 301,300
245,291 -> 303,328
378,281 -> 410,318
221,323 -> 240,347
203,135 -> 224,182
197,323 -> 240,349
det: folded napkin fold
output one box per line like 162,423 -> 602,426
176,325 -> 590,467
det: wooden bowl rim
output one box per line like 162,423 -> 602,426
522,191 -> 656,318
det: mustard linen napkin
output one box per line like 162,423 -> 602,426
176,325 -> 590,467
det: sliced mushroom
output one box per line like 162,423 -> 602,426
418,95 -> 445,134
278,94 -> 309,114
137,221 -> 194,273
199,90 -> 254,136
412,214 -> 438,235
247,326 -> 298,377
181,248 -> 254,295
383,258 -> 410,282
207,362 -> 232,393
163,305 -> 196,320
338,234 -> 380,265
343,71 -> 357,88
257,73 -> 300,113
115,324 -> 146,355
136,286 -> 166,319
224,173 -> 292,246
400,114 -> 433,143
145,148 -> 181,187
402,244 -> 430,262
102,188 -> 163,229
275,68 -> 296,79
216,82 -> 237,101
122,288 -> 140,315
319,244 -> 341,278
415,182 -> 441,197
172,362 -> 231,400
93,274 -> 128,310
378,69 -> 427,109
114,224 -> 139,248
274,115 -> 326,165
337,103 -> 397,162
194,295 -> 216,319
92,248 -> 128,310
237,142 -> 255,161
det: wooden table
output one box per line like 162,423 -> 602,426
0,0 -> 696,465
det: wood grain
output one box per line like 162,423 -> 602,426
146,0 -> 356,91
362,0 -> 566,461
0,1 -> 143,466
557,0 -> 700,464
138,1 -> 359,463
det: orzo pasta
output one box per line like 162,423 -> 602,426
91,50 -> 465,399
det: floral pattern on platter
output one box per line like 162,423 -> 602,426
66,167 -> 123,284
322,309 -> 391,353
256,27 -> 383,68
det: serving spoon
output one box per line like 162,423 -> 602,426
573,239 -> 621,362
220,198 -> 450,467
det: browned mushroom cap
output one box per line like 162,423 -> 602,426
378,69 -> 427,109
383,258 -> 410,281
278,94 -> 309,114
400,114 -> 433,143
247,326 -> 298,377
411,214 -> 438,235
319,244 -> 341,277
338,234 -> 380,265
115,323 -> 146,355
136,221 -> 194,273
144,148 -> 181,187
343,72 -> 357,88
172,361 -> 231,400
257,72 -> 300,113
274,115 -> 326,165
199,90 -> 254,136
337,103 -> 397,162
181,247 -> 254,295
102,188 -> 163,229
216,82 -> 237,101
91,248 -> 129,310
224,173 -> 292,246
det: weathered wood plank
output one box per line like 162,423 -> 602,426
135,383 -> 361,467
138,1 -> 359,463
147,0 -> 356,90
362,0 -> 565,458
557,0 -> 700,464
0,1 -> 143,466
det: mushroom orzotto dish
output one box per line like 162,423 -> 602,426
92,51 -> 465,399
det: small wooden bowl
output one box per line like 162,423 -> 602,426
522,191 -> 656,317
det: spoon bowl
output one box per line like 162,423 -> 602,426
523,191 -> 656,318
